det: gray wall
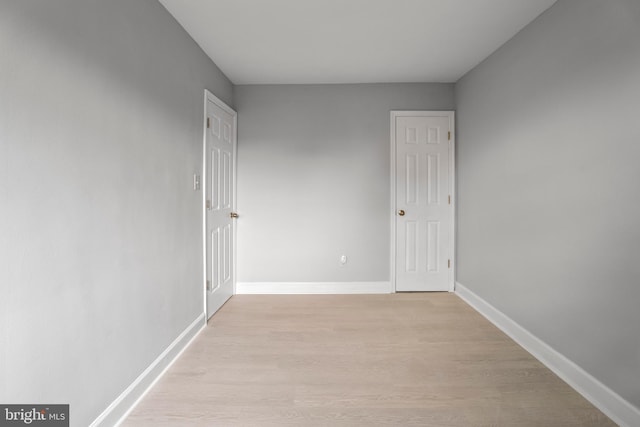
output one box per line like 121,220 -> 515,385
455,0 -> 640,409
235,84 -> 454,284
0,1 -> 232,425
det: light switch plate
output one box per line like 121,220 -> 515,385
193,174 -> 201,191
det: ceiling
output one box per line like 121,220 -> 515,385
158,0 -> 557,85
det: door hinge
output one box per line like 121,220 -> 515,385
206,280 -> 212,291
206,199 -> 212,210
448,259 -> 451,269
448,195 -> 451,205
448,131 -> 451,140
207,117 -> 210,129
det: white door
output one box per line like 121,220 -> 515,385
393,112 -> 454,292
205,92 -> 237,319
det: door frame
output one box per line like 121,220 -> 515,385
389,111 -> 456,292
202,90 -> 238,319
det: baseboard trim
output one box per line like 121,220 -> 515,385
455,281 -> 640,427
236,281 -> 392,294
90,313 -> 206,427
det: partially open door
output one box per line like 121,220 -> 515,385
204,91 -> 237,319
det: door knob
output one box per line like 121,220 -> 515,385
398,210 -> 405,216
230,212 -> 239,218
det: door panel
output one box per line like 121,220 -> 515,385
211,227 -> 220,291
206,96 -> 236,318
395,114 -> 453,292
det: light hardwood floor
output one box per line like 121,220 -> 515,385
123,294 -> 615,426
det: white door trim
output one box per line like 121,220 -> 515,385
202,90 -> 238,319
390,111 -> 456,292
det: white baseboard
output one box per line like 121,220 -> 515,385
455,282 -> 640,427
236,281 -> 392,294
90,313 -> 206,427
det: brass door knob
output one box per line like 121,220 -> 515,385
398,210 -> 405,216
230,212 -> 239,218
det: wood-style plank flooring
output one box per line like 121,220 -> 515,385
123,294 -> 615,426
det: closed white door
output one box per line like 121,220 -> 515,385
393,112 -> 454,292
205,93 -> 237,319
